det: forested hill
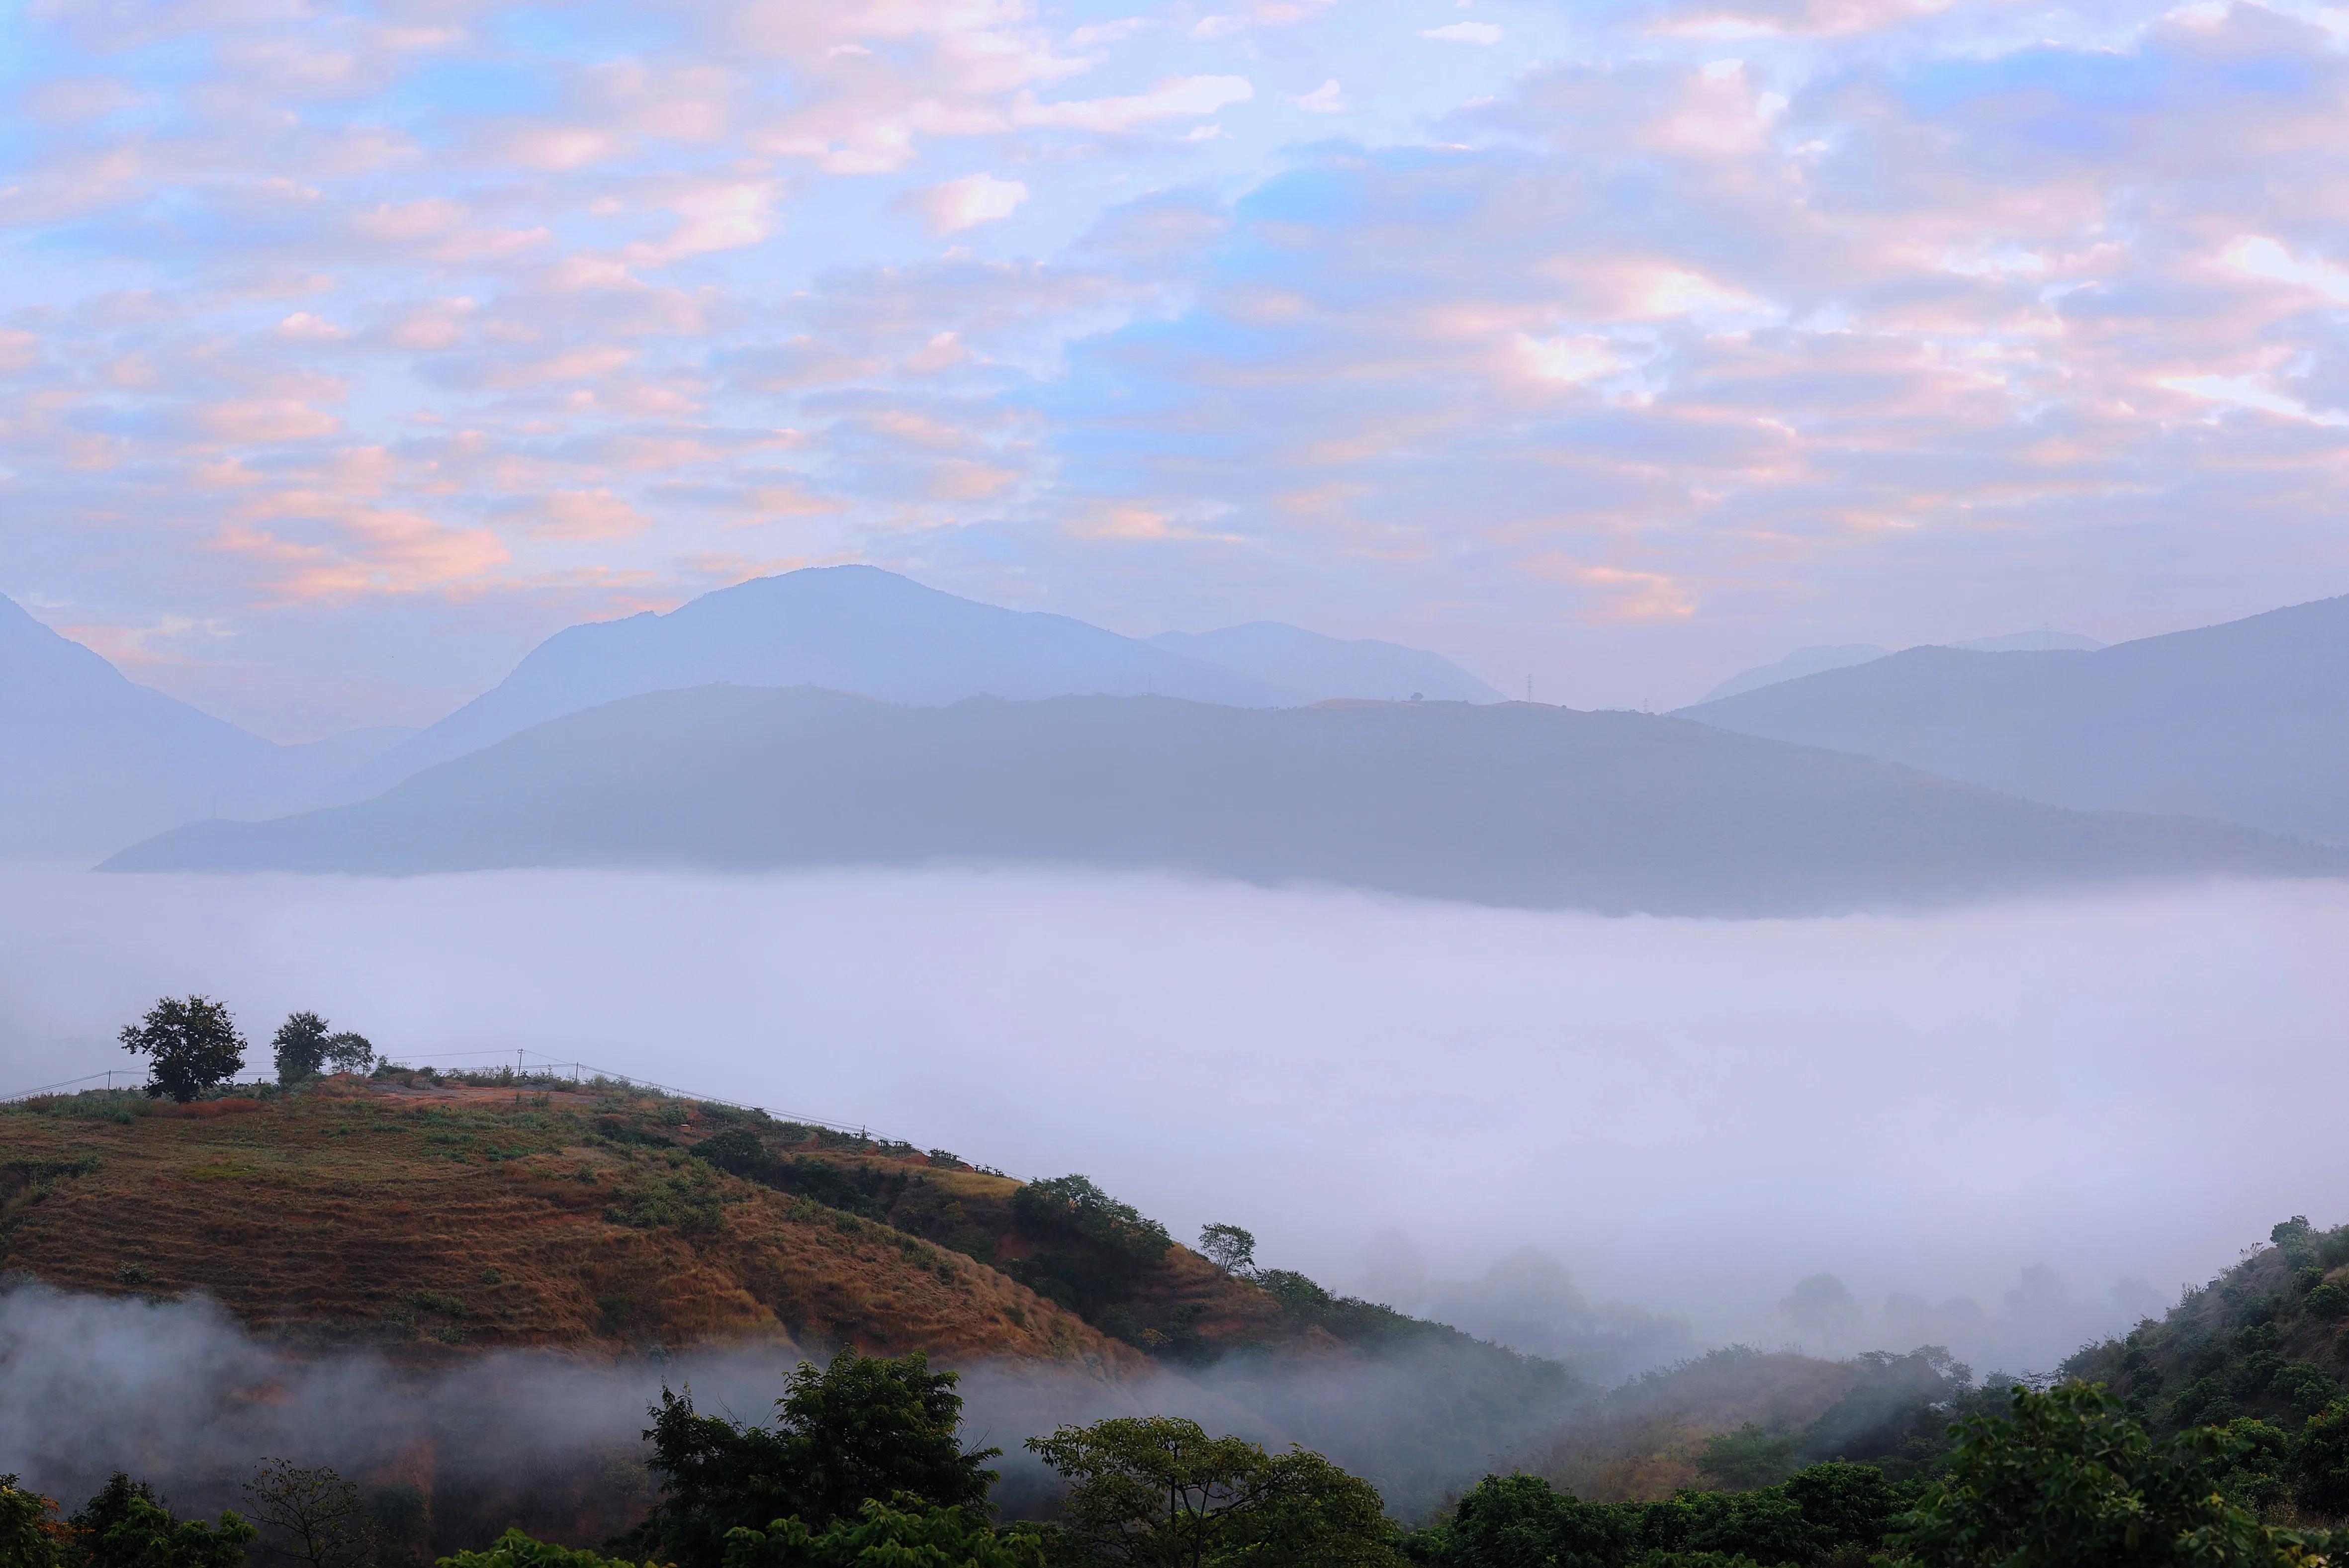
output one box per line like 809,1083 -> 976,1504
104,685 -> 2344,916
2063,1214 -> 2349,1438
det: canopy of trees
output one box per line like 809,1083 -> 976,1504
622,1350 -> 997,1568
270,1014 -> 376,1086
1026,1414 -> 1405,1568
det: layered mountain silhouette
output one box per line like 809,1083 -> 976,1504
345,566 -> 1432,794
1680,595 -> 2349,845
0,596 -> 362,855
105,686 -> 2339,915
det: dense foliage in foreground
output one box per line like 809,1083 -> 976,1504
18,1355 -> 2349,1568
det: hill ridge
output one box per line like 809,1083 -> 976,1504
106,683 -> 2346,916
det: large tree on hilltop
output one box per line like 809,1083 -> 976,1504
119,995 -> 245,1103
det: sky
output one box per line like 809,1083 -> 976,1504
6,0 -> 2349,738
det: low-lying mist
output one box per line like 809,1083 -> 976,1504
0,1281 -> 1569,1532
5,862 -> 2346,1377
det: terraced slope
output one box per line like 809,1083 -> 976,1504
0,1078 -> 1142,1369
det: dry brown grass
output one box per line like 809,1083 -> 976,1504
0,1079 -> 1143,1374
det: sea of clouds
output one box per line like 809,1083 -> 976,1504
4,863 -> 2345,1379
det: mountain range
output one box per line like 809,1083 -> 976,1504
23,568 -> 2349,899
1679,594 -> 2349,845
2,568 -> 1499,855
103,684 -> 2339,916
0,596 -> 379,856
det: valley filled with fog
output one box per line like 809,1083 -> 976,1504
6,859 -> 2342,1383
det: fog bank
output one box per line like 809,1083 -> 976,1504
0,1283 -> 1571,1533
5,864 -> 2345,1373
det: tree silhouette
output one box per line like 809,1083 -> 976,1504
119,996 -> 245,1103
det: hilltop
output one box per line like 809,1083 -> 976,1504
103,685 -> 2342,916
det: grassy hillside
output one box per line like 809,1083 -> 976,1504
0,1074 -> 1141,1368
0,1068 -> 1556,1388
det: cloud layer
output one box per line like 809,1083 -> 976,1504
5,0 -> 2349,732
5,863 -> 2345,1372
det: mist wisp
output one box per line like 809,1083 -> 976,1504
0,1280 -> 1583,1540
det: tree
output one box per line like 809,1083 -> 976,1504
1196,1225 -> 1256,1278
722,1495 -> 1044,1568
1898,1382 -> 2329,1568
630,1350 -> 999,1568
2293,1400 -> 2349,1518
323,1032 -> 376,1075
273,1017 -> 375,1085
1229,1447 -> 1404,1568
1428,1473 -> 1637,1568
1025,1415 -> 1404,1568
1006,1176 -> 1174,1328
272,1013 -> 332,1086
0,1475 -> 68,1568
119,997 -> 245,1103
71,1472 -> 257,1568
241,1459 -> 375,1568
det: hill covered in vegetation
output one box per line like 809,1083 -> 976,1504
0,1069 -> 1543,1381
2064,1215 -> 2349,1445
0,1073 -> 1130,1367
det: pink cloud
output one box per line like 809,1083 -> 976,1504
911,173 -> 1029,233
512,488 -> 656,540
196,400 -> 344,443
